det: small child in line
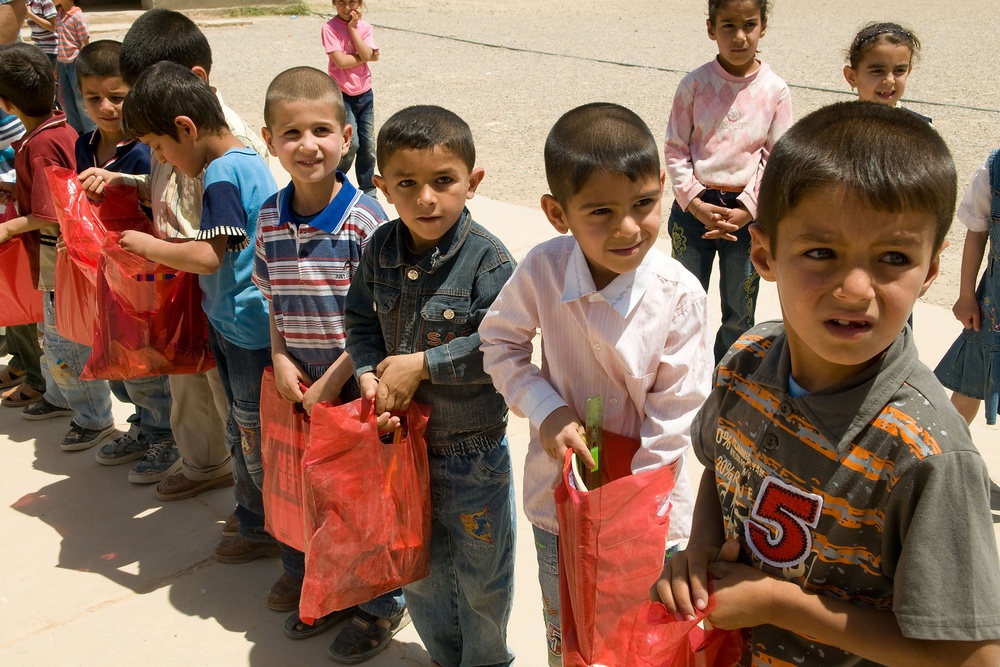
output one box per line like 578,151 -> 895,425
654,101 -> 1000,666
322,0 -> 380,195
481,102 -> 713,666
664,0 -> 792,362
934,150 -> 1000,426
68,39 -> 177,481
118,61 -> 278,562
53,0 -> 93,134
251,65 -> 403,652
843,22 -> 931,123
26,0 -> 58,72
344,105 -> 516,667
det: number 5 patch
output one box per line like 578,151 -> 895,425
745,476 -> 822,569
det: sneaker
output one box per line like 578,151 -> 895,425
154,470 -> 233,501
128,440 -> 182,484
61,422 -> 119,452
95,432 -> 149,466
22,398 -> 74,421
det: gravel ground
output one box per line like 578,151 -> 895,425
99,0 -> 1000,306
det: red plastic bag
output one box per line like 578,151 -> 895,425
54,250 -> 97,345
81,234 -> 215,380
0,235 -> 44,327
260,366 -> 311,553
298,399 -> 432,624
556,434 -> 679,667
622,597 -> 746,667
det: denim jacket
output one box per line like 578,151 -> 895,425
345,209 -> 516,447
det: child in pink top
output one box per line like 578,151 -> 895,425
321,0 -> 379,195
664,0 -> 792,362
53,0 -> 93,134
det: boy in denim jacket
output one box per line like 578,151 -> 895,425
344,105 -> 516,667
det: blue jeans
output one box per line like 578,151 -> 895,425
207,324 -> 272,543
56,61 -> 95,134
41,292 -> 113,430
668,192 -> 759,362
109,376 -> 173,445
337,89 -> 376,194
402,435 -> 515,667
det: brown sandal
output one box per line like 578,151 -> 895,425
0,366 -> 25,390
2,384 -> 43,408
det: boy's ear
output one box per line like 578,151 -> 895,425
261,126 -> 277,157
465,167 -> 485,199
749,223 -> 776,282
0,97 -> 11,115
540,194 -> 570,235
340,124 -> 353,158
190,66 -> 210,85
918,242 -> 944,297
372,174 -> 391,203
174,116 -> 198,140
843,65 -> 857,90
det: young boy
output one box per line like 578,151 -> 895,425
71,39 -> 177,482
0,43 -> 125,454
480,102 -> 714,666
344,105 -> 516,667
654,101 -> 1000,666
118,61 -> 278,562
53,0 -> 92,134
251,64 -> 405,650
26,0 -> 58,72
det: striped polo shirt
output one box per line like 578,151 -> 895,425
55,5 -> 88,64
252,174 -> 386,367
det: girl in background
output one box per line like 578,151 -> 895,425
843,22 -> 930,122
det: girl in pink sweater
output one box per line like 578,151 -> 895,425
664,0 -> 792,361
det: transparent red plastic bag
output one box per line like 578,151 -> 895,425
555,435 -> 679,667
260,366 -> 311,553
0,225 -> 44,326
298,399 -> 432,624
622,598 -> 746,667
54,250 -> 97,345
81,234 -> 215,380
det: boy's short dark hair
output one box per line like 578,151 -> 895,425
122,61 -> 226,141
0,42 -> 55,117
756,101 -> 956,251
119,8 -> 212,86
376,105 -> 475,173
544,102 -> 660,206
76,40 -> 122,88
264,66 -> 346,130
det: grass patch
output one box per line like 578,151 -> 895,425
225,3 -> 311,18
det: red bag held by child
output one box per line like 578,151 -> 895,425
260,366 -> 311,553
0,202 -> 44,327
621,595 -> 746,667
556,434 -> 679,667
298,399 -> 432,624
54,251 -> 97,345
81,233 -> 215,380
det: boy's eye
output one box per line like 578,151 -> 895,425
396,179 -> 415,188
435,176 -> 455,185
881,251 -> 910,266
589,207 -> 612,216
804,248 -> 835,260
634,198 -> 654,208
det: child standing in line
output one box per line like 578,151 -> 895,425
26,0 -> 58,72
481,103 -> 713,666
252,66 -> 404,649
655,101 -> 1000,666
119,62 -> 279,566
345,105 -> 516,667
322,0 -> 379,196
53,0 -> 93,134
843,22 -> 931,123
664,0 -> 792,362
934,150 -> 1000,427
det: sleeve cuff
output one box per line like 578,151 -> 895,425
197,226 -> 249,251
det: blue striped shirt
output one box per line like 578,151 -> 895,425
252,173 -> 386,366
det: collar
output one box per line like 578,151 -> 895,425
750,325 -> 917,451
84,130 -> 139,168
278,172 -> 359,234
379,208 -> 473,274
560,241 -> 655,318
13,111 -> 68,152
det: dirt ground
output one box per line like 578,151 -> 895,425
137,0 -> 999,307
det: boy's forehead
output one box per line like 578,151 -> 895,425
78,75 -> 127,92
780,187 -> 939,242
383,145 -> 470,174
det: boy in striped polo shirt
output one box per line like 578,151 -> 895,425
53,0 -> 92,134
251,67 -> 404,654
654,102 -> 1000,665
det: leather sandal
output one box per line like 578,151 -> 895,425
2,384 -> 43,408
328,608 -> 410,664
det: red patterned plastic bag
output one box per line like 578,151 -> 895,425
81,235 -> 214,380
622,597 -> 746,667
54,251 -> 97,345
298,399 -> 432,624
260,367 -> 311,553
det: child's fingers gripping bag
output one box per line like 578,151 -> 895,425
0,201 -> 43,326
260,366 -> 312,553
81,233 -> 215,380
556,434 -> 681,667
621,595 -> 746,667
298,399 -> 432,624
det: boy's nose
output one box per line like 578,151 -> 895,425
835,267 -> 876,300
617,214 -> 640,237
417,184 -> 436,206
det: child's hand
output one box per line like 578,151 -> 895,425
0,181 -> 14,204
651,538 -> 740,621
273,352 -> 308,404
118,229 -> 155,258
373,352 -> 428,413
952,293 -> 981,331
359,371 -> 402,433
301,371 -> 347,416
55,235 -> 67,254
0,222 -> 11,245
538,406 -> 594,469
78,167 -> 119,201
706,540 -> 782,629
704,207 -> 752,242
690,198 -> 738,237
369,48 -> 380,62
348,9 -> 361,28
